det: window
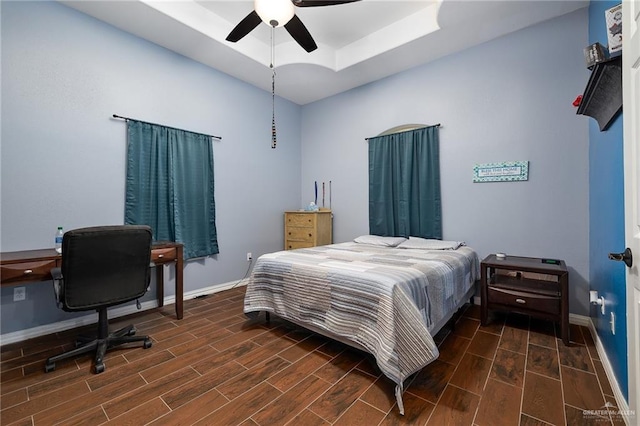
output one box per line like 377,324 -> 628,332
125,120 -> 218,259
368,125 -> 441,239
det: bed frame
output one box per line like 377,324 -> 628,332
259,284 -> 477,415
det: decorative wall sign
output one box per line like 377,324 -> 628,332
473,161 -> 529,183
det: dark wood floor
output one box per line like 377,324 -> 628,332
0,286 -> 625,425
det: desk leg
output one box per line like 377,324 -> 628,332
156,266 -> 164,308
175,245 -> 184,320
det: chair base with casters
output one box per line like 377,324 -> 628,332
45,306 -> 152,374
44,225 -> 155,374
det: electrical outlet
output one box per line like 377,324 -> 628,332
247,252 -> 252,262
13,287 -> 26,302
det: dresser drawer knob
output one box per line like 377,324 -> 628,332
158,254 -> 164,258
23,269 -> 33,275
515,298 -> 526,304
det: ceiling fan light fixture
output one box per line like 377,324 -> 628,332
255,0 -> 295,28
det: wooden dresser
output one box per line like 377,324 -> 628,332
284,210 -> 332,250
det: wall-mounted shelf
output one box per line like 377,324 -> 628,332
576,55 -> 622,131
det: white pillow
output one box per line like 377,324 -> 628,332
353,235 -> 407,247
397,237 -> 465,250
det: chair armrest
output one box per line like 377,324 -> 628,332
51,267 -> 63,308
51,267 -> 62,280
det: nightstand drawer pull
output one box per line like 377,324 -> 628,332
515,298 -> 526,304
23,269 -> 33,274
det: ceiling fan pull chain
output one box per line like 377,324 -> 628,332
271,73 -> 276,149
271,26 -> 277,149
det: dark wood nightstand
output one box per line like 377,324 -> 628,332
480,254 -> 569,345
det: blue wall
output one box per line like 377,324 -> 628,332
0,1 -> 302,337
587,0 -> 627,401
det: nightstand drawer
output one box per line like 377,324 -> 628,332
488,286 -> 560,315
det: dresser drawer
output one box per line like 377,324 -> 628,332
287,227 -> 315,242
151,247 -> 177,264
286,241 -> 314,250
1,259 -> 59,284
286,214 -> 315,228
488,286 -> 560,315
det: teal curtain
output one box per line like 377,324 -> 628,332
368,125 -> 441,239
125,120 -> 219,259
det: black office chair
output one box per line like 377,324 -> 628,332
45,225 -> 153,374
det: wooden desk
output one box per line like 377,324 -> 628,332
0,242 -> 184,320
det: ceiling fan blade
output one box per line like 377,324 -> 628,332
284,15 -> 317,52
292,0 -> 360,7
226,10 -> 262,42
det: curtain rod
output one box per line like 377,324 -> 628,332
365,123 -> 441,141
112,114 -> 222,140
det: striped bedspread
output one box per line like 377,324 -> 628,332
243,242 -> 479,413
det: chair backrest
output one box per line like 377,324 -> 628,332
60,225 -> 152,311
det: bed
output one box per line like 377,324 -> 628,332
243,236 -> 480,414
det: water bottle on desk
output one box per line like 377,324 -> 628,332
55,226 -> 63,253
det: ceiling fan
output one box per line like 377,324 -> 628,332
226,0 -> 361,53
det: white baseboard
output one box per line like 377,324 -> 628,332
569,312 -> 591,327
0,279 -> 248,346
581,314 -> 632,426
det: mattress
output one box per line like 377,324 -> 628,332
243,241 -> 480,413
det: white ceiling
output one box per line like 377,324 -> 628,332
60,0 -> 588,105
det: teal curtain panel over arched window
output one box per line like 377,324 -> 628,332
368,125 -> 441,239
125,120 -> 219,259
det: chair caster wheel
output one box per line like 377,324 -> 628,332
127,327 -> 137,336
94,363 -> 105,374
45,362 -> 55,373
143,339 -> 152,349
